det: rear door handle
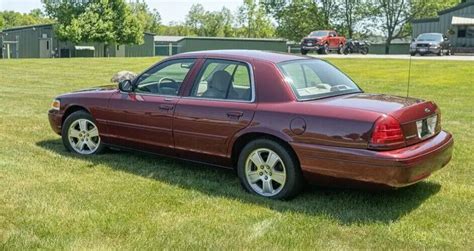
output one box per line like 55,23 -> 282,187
159,104 -> 174,111
227,111 -> 244,119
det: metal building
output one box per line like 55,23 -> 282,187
412,0 -> 474,47
1,24 -> 155,59
154,36 -> 288,56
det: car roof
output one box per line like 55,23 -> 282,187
172,50 -> 310,64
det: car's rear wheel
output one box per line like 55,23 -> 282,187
237,139 -> 303,200
62,111 -> 104,155
301,49 -> 309,55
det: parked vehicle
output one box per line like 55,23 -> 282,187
48,50 -> 453,199
300,30 -> 346,55
343,39 -> 370,55
410,33 -> 453,56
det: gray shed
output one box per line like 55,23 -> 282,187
0,24 -> 155,59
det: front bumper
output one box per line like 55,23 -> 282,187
48,109 -> 62,135
292,131 -> 453,188
301,44 -> 323,50
410,47 -> 440,54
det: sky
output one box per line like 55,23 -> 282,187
0,0 -> 243,24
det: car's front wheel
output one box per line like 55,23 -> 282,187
62,111 -> 104,155
301,49 -> 309,55
237,139 -> 303,199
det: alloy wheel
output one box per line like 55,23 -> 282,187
68,118 -> 100,154
245,148 -> 286,197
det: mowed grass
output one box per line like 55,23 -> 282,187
0,56 -> 473,250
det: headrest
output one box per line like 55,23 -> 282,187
209,70 -> 232,92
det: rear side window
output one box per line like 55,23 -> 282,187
190,59 -> 253,101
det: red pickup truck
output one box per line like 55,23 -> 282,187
300,30 -> 346,55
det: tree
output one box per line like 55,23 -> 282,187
42,0 -> 144,45
265,0 -> 324,41
316,0 -> 339,27
237,0 -> 275,38
0,10 -> 52,30
372,0 -> 458,54
337,0 -> 371,38
129,0 -> 161,34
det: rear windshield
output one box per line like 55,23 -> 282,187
277,60 -> 362,101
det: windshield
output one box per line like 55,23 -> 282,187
417,34 -> 442,42
278,60 -> 362,101
309,31 -> 329,37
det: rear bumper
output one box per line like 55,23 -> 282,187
292,131 -> 453,188
48,109 -> 62,135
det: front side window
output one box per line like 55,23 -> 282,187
190,59 -> 252,101
135,59 -> 195,96
278,59 -> 362,101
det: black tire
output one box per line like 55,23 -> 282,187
343,47 -> 350,55
360,47 -> 369,55
322,43 -> 329,54
410,52 -> 416,56
301,49 -> 309,55
237,138 -> 304,200
337,44 -> 344,54
62,110 -> 105,155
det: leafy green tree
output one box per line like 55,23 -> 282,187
0,10 -> 52,29
336,0 -> 371,38
372,0 -> 458,54
42,0 -> 143,45
237,0 -> 275,38
129,0 -> 162,34
265,0 -> 324,41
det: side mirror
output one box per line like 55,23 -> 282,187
118,79 -> 134,92
411,38 -> 415,42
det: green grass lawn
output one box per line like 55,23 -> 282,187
0,57 -> 473,250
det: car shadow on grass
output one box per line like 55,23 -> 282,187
37,139 -> 441,225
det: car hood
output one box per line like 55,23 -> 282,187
303,36 -> 325,40
72,84 -> 117,93
317,93 -> 424,114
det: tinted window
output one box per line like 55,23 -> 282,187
190,59 -> 252,101
278,60 -> 361,101
135,59 -> 195,96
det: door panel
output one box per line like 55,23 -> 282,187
102,58 -> 197,155
105,93 -> 177,155
173,98 -> 256,165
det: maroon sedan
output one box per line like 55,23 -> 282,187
48,50 -> 453,199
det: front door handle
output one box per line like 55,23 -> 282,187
159,104 -> 174,111
227,111 -> 244,119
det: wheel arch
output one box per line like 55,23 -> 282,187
61,105 -> 91,126
230,131 -> 300,169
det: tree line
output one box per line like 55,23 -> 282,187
1,0 -> 460,54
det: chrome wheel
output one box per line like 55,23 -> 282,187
245,148 -> 286,197
68,118 -> 100,154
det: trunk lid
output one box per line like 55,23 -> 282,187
319,93 -> 441,146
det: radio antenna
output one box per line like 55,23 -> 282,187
406,54 -> 413,97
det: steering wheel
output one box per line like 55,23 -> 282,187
158,77 -> 177,85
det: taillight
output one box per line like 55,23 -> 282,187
370,115 -> 405,148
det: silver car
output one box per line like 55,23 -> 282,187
410,33 -> 453,56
